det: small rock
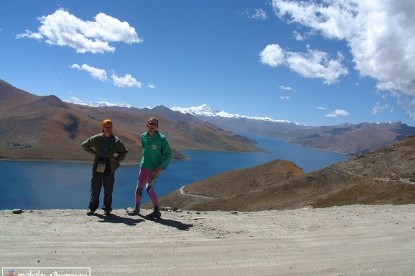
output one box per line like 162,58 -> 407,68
12,209 -> 23,214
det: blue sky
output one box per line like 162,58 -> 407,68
1,0 -> 414,126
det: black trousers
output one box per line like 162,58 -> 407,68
88,166 -> 115,212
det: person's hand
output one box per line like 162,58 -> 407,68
109,157 -> 117,164
155,167 -> 163,174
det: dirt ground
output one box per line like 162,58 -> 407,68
1,205 -> 415,276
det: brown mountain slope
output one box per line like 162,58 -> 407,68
201,116 -> 415,156
0,80 -> 260,162
158,136 -> 415,211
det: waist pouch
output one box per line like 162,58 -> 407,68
96,158 -> 109,173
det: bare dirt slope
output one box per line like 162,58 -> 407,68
1,205 -> 414,276
159,136 -> 415,211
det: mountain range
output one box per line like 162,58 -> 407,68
0,79 -> 259,162
172,104 -> 415,156
157,136 -> 415,211
2,78 -> 415,162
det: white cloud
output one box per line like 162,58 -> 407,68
260,44 -> 285,67
148,83 -> 155,89
317,106 -> 327,110
293,30 -> 306,41
261,44 -> 348,84
286,49 -> 348,84
280,85 -> 294,91
16,9 -> 141,53
16,30 -> 43,40
271,0 -> 415,96
280,96 -> 290,100
111,73 -> 142,88
325,109 -> 350,117
69,64 -> 142,88
248,8 -> 268,20
69,64 -> 108,82
372,101 -> 390,115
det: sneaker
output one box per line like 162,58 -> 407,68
104,210 -> 112,216
146,210 -> 161,220
87,210 -> 95,216
127,208 -> 140,216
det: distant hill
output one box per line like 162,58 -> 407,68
0,79 -> 260,162
173,104 -> 415,156
158,136 -> 415,211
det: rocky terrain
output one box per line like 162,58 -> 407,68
158,136 -> 415,211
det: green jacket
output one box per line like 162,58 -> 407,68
82,133 -> 128,172
140,131 -> 172,170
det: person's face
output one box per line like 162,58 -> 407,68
147,120 -> 158,133
103,123 -> 113,137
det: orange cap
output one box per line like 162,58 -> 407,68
102,119 -> 112,126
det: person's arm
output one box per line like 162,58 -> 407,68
115,141 -> 128,163
160,138 -> 172,170
81,135 -> 97,155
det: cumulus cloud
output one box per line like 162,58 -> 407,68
148,83 -> 155,89
16,9 -> 141,53
286,49 -> 348,84
69,63 -> 141,88
280,96 -> 290,100
271,0 -> 415,96
111,73 -> 142,88
260,44 -> 285,67
261,44 -> 348,84
325,109 -> 350,118
69,64 -> 108,82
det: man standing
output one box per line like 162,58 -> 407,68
82,119 -> 128,216
129,116 -> 172,220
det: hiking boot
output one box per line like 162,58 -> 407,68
104,210 -> 112,216
87,209 -> 95,216
127,208 -> 140,216
146,210 -> 161,220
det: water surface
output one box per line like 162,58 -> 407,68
0,138 -> 346,209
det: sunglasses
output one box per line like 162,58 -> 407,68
148,122 -> 158,126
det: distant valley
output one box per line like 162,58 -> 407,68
173,104 -> 415,156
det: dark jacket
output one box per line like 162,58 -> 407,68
82,133 -> 128,172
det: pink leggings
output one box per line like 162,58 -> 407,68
135,168 -> 159,208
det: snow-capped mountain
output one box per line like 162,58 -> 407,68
171,104 -> 296,124
65,97 -> 132,108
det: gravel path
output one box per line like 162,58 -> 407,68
1,205 -> 415,276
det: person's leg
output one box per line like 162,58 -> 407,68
134,168 -> 151,210
103,169 -> 115,214
88,170 -> 103,213
146,172 -> 160,210
146,172 -> 161,220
